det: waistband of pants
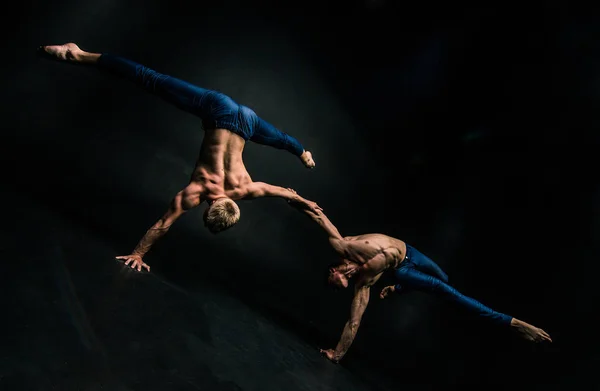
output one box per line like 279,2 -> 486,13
396,244 -> 414,269
202,120 -> 251,140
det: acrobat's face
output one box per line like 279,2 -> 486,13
328,267 -> 349,289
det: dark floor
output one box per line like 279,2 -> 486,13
1,186 -> 408,391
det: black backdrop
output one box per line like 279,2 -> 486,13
1,1 -> 598,389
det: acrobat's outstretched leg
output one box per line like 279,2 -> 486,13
38,43 -> 212,116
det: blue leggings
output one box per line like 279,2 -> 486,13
394,245 -> 513,326
96,54 -> 305,156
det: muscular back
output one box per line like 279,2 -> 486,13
190,128 -> 253,200
342,234 -> 406,285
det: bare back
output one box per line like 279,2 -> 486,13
190,128 -> 253,201
342,234 -> 406,286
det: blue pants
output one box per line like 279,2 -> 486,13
96,54 -> 305,156
394,245 -> 513,326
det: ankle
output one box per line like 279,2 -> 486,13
77,52 -> 101,65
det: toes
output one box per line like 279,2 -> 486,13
36,46 -> 54,59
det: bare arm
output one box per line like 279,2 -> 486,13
302,209 -> 385,266
243,181 -> 300,201
302,209 -> 343,240
130,200 -> 182,257
296,209 -> 349,260
330,286 -> 371,362
301,209 -> 376,265
320,273 -> 383,362
243,182 -> 322,213
116,187 -> 200,271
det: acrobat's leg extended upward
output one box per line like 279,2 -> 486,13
390,246 -> 552,343
38,43 -> 316,168
38,43 -> 213,117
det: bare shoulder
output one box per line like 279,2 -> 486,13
182,182 -> 204,195
225,188 -> 249,201
180,183 -> 204,210
226,178 -> 254,200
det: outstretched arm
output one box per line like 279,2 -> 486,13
297,208 -> 353,260
300,209 -> 384,265
321,285 -> 371,363
301,208 -> 343,240
115,187 -> 200,271
243,182 -> 322,214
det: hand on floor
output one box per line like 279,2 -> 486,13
115,254 -> 150,272
319,348 -> 339,363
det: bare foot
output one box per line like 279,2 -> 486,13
38,43 -> 83,62
300,150 -> 315,169
511,318 -> 552,343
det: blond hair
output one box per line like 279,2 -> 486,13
204,198 -> 240,233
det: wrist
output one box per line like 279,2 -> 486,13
289,193 -> 302,203
332,351 -> 343,362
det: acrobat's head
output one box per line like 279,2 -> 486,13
203,198 -> 240,234
327,262 -> 355,290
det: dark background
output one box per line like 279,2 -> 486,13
1,1 -> 598,389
